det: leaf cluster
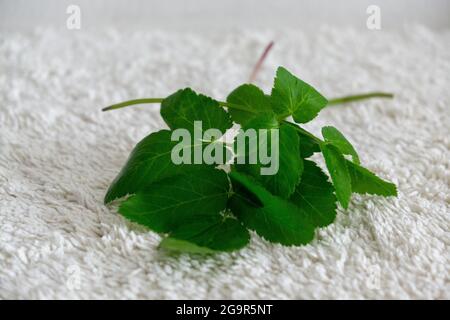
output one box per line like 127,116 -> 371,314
105,67 -> 397,253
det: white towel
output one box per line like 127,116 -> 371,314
0,26 -> 449,299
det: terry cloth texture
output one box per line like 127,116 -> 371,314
0,26 -> 449,299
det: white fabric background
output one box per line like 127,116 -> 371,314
0,26 -> 449,299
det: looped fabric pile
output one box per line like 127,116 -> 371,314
0,26 -> 448,299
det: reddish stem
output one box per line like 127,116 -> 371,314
249,41 -> 274,83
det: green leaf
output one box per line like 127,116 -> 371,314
298,129 -> 321,158
161,88 -> 232,133
271,66 -> 328,123
241,112 -> 279,130
234,121 -> 303,198
281,121 -> 320,158
105,130 -> 198,203
159,214 -> 249,253
322,126 -> 360,164
290,160 -> 337,227
320,143 -> 352,209
229,171 -> 315,245
226,84 -> 273,126
118,167 -> 229,233
346,160 -> 397,196
159,238 -> 216,254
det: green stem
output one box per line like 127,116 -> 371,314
327,92 -> 393,106
282,120 -> 323,144
102,98 -> 164,112
102,93 -> 391,146
102,98 -> 255,113
102,91 -> 393,112
216,101 -> 256,113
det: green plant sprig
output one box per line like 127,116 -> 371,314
103,66 -> 397,253
102,92 -> 393,113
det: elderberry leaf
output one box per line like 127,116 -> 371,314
346,160 -> 397,196
159,214 -> 249,253
322,126 -> 360,164
226,84 -> 273,126
161,88 -> 232,134
118,167 -> 229,233
320,143 -> 352,209
234,119 -> 302,198
105,130 -> 199,203
228,171 -> 315,245
271,66 -> 328,123
290,160 -> 337,227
